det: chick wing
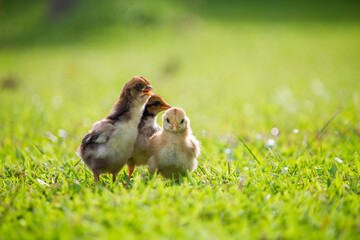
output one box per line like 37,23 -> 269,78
82,120 -> 115,145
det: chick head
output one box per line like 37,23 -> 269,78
125,76 -> 153,102
145,94 -> 171,116
162,107 -> 188,133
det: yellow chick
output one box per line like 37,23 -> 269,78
148,107 -> 200,179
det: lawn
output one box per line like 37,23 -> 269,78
1,0 -> 360,239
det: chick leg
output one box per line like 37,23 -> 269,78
94,172 -> 100,184
111,172 -> 119,183
127,158 -> 135,179
127,165 -> 135,179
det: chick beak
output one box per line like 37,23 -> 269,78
171,119 -> 179,131
143,85 -> 153,96
161,104 -> 171,110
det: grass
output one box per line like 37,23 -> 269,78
1,0 -> 360,239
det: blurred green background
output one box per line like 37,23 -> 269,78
1,0 -> 360,137
1,0 -> 360,239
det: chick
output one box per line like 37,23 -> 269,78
148,107 -> 200,179
79,76 -> 153,183
127,94 -> 171,179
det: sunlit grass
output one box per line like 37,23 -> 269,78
1,1 -> 360,239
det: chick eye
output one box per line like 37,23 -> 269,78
135,84 -> 143,90
180,119 -> 184,124
154,101 -> 160,106
166,118 -> 170,123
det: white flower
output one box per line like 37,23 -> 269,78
271,128 -> 279,136
58,129 -> 68,139
36,179 -> 50,187
335,157 -> 343,164
266,139 -> 275,148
